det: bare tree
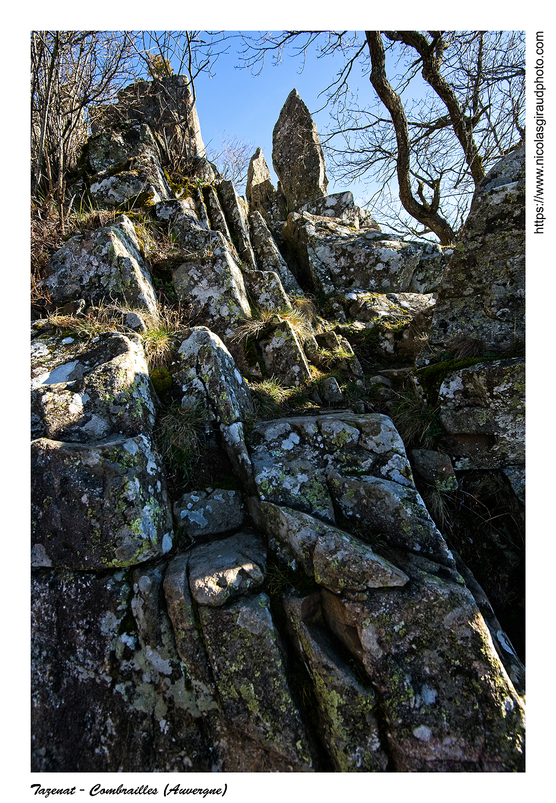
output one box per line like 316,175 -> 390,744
238,30 -> 525,243
30,30 -> 230,220
207,133 -> 255,192
132,31 -> 229,104
31,31 -> 139,222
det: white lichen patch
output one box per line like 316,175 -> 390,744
413,725 -> 432,741
360,622 -> 383,658
281,432 -> 301,451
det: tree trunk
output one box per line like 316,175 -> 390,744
385,31 -> 486,186
365,31 -> 455,245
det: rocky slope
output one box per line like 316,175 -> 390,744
31,76 -> 525,772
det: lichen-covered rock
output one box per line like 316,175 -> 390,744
411,449 -> 458,492
283,591 -> 389,771
338,292 -> 437,363
44,215 -> 158,314
172,327 -> 255,491
321,565 -> 525,771
327,471 -> 454,567
243,269 -> 292,312
173,326 -> 253,425
87,122 -> 162,174
272,89 -> 328,212
86,122 -> 173,208
31,434 -> 173,569
437,358 -> 525,470
198,592 -> 315,770
411,243 -> 451,294
187,531 -> 266,607
163,554 -> 220,714
249,416 -> 336,522
203,184 -> 233,243
318,375 -> 344,404
173,488 -> 245,539
155,197 -> 206,237
249,500 -> 409,592
31,331 -> 156,442
283,212 -> 445,296
92,75 -> 205,160
301,191 -> 381,232
217,179 -> 258,270
31,567 -> 211,772
249,412 -> 453,567
428,144 -> 525,355
248,211 -> 301,294
246,146 -> 288,225
89,152 -> 172,208
259,319 -> 312,386
172,236 -> 251,343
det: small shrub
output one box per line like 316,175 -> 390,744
248,377 -> 317,421
232,301 -> 316,346
155,401 -> 206,484
389,388 -> 443,449
150,366 -> 172,397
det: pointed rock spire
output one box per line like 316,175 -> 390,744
272,89 -> 328,212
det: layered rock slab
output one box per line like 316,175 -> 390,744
31,330 -> 156,442
248,412 -> 453,567
187,532 -> 266,607
283,591 -> 389,771
92,75 -> 205,161
88,122 -> 172,208
321,566 -> 525,771
172,233 -> 251,344
31,566 -> 211,772
248,211 -> 301,294
172,326 -> 255,488
248,500 -> 409,593
437,358 -> 525,470
283,211 -> 447,296
199,592 -> 315,770
173,488 -> 245,540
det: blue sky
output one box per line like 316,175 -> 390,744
187,34 -> 378,206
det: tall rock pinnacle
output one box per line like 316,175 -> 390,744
272,89 -> 328,212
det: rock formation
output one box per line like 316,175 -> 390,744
272,89 -> 329,211
31,79 -> 526,773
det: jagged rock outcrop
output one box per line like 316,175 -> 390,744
302,190 -> 381,230
436,357 -> 525,471
31,77 -> 525,773
321,563 -> 525,771
283,210 -> 449,297
248,211 -> 301,294
246,146 -> 287,226
87,123 -> 174,208
31,328 -> 156,442
92,75 -> 206,161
